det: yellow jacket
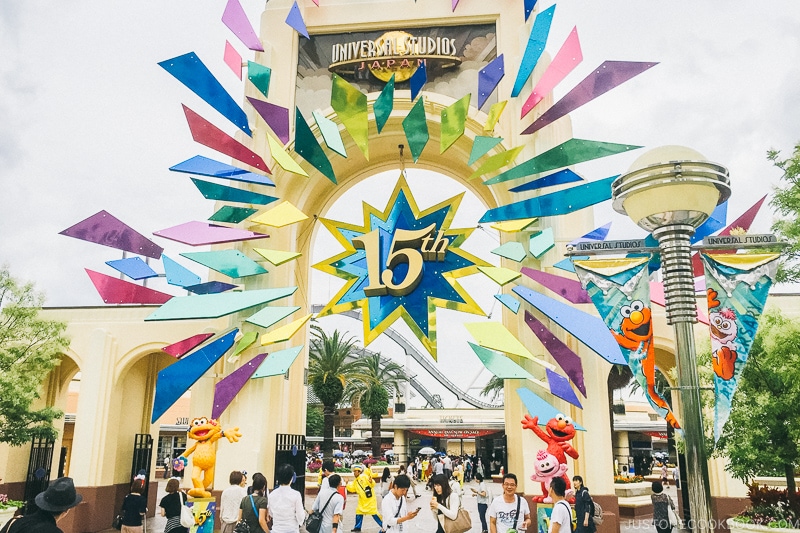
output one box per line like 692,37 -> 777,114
346,471 -> 380,515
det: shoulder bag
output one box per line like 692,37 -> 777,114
667,497 -> 679,529
234,495 -> 260,533
306,492 -> 337,533
442,494 -> 471,533
180,492 -> 195,528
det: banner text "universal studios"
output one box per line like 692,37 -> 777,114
332,36 -> 458,63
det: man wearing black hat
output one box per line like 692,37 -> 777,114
3,477 -> 83,533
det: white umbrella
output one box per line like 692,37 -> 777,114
384,449 -> 395,455
418,446 -> 436,455
352,450 -> 366,456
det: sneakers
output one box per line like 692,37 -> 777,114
351,529 -> 361,532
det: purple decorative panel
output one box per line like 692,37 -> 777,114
248,97 -> 290,145
60,210 -> 163,259
522,61 -> 658,135
212,352 -> 269,419
221,0 -> 264,51
153,221 -> 269,246
524,311 -> 586,397
521,267 -> 591,304
546,368 -> 582,408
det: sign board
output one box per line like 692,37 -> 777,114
573,239 -> 647,252
412,429 -> 500,439
703,234 -> 777,247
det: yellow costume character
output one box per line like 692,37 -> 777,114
181,416 -> 241,498
346,465 -> 382,531
421,459 -> 430,481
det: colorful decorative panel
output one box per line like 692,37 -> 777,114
159,52 -> 251,135
222,0 -> 264,51
186,281 -> 238,295
105,257 -> 158,280
248,97 -> 290,144
468,136 -> 504,166
508,169 -> 583,194
313,110 -> 347,157
212,352 -> 269,419
247,61 -> 272,98
546,369 -> 582,408
478,266 -> 521,286
469,146 -> 525,180
494,294 -> 521,314
190,178 -> 278,205
478,55 -> 504,109
440,94 -> 470,154
250,201 -> 308,228
260,314 -> 312,345
208,206 -> 258,224
267,135 -> 309,177
170,155 -> 275,187
229,331 -> 259,361
513,285 -> 625,365
331,74 -> 369,160
224,41 -> 242,79
246,306 -> 301,329
162,255 -> 202,287
469,342 -> 536,381
183,105 -> 270,172
253,248 -> 302,266
162,333 -> 215,358
251,345 -> 305,378
144,287 -> 297,321
60,210 -> 163,259
529,228 -> 555,258
181,250 -> 267,278
403,97 -> 429,163
490,218 -> 537,233
517,388 -> 586,431
85,269 -> 173,305
511,5 -> 555,97
154,221 -> 269,246
524,311 -> 586,397
483,138 -> 639,185
151,329 -> 238,422
285,1 -> 309,38
520,268 -> 591,304
491,242 -> 527,263
521,27 -> 582,117
480,176 -> 618,223
464,322 -> 537,362
295,108 -> 337,184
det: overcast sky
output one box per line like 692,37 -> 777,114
2,1 -> 798,407
2,1 -> 798,307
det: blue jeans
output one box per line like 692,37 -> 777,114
478,503 -> 488,532
354,514 -> 383,530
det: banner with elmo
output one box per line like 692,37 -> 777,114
573,256 -> 680,430
701,253 -> 779,442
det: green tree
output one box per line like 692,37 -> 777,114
479,375 -> 504,402
769,141 -> 800,282
0,267 -> 70,446
308,326 -> 359,459
346,353 -> 406,458
716,310 -> 800,492
306,405 -> 324,438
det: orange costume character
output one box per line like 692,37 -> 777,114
521,414 -> 578,492
181,417 -> 242,498
610,300 -> 679,429
707,288 -> 738,380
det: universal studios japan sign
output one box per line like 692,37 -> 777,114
329,30 -> 462,82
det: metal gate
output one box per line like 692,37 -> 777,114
130,434 -> 153,500
274,434 -> 306,505
24,438 -> 55,514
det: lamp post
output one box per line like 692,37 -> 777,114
612,146 -> 731,533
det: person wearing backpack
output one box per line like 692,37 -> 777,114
238,472 -> 269,533
572,476 -> 595,533
310,474 -> 345,533
547,477 -> 572,533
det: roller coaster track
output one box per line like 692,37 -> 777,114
311,305 -> 500,409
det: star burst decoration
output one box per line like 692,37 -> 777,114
313,174 -> 489,358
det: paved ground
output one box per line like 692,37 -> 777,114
120,479 -> 680,533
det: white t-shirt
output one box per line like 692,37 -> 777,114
220,484 -> 247,524
476,481 -> 491,505
381,491 -> 408,533
549,500 -> 572,533
268,485 -> 306,533
488,495 -> 530,531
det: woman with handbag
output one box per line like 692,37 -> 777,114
429,474 -> 460,533
120,478 -> 148,533
159,478 -> 189,533
238,473 -> 269,533
651,481 -> 677,533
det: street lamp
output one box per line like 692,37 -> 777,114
612,146 -> 731,533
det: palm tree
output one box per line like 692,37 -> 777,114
308,326 -> 360,459
346,353 -> 406,458
480,375 -> 504,403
